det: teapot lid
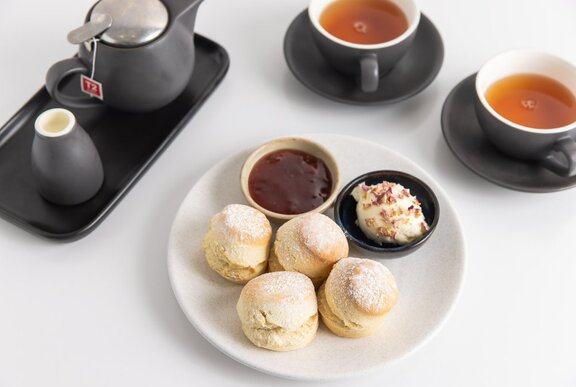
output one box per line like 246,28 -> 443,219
90,0 -> 169,47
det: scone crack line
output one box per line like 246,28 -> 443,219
325,287 -> 363,327
254,309 -> 284,330
208,248 -> 263,270
324,302 -> 362,330
319,284 -> 365,335
251,312 -> 318,333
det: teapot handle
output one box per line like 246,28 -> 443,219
46,57 -> 102,109
162,0 -> 202,24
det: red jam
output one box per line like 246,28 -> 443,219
248,149 -> 333,215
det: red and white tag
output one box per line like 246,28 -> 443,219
80,74 -> 104,100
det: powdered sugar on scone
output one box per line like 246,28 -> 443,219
219,204 -> 271,242
300,213 -> 348,257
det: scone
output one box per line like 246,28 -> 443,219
318,257 -> 399,338
236,271 -> 318,351
269,213 -> 348,287
203,204 -> 272,284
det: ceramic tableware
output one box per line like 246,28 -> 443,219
284,11 -> 443,104
334,170 -> 439,258
308,0 -> 420,93
0,34 -> 229,240
441,74 -> 576,193
168,133 -> 465,380
46,0 -> 203,112
32,108 -> 104,206
475,50 -> 576,177
240,137 -> 340,222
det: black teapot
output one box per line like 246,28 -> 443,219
46,0 -> 203,112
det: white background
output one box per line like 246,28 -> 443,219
1,0 -> 576,386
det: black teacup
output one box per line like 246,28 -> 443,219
308,0 -> 420,93
475,50 -> 576,177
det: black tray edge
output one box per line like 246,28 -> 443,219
0,34 -> 230,242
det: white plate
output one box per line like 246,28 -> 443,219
167,134 -> 466,380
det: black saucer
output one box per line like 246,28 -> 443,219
284,10 -> 444,105
441,74 -> 576,193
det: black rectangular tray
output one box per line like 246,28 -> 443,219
0,34 -> 229,241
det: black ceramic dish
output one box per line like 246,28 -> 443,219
441,74 -> 576,193
284,10 -> 444,105
334,171 -> 439,258
0,34 -> 229,241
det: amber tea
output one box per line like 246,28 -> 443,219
485,74 -> 576,129
320,0 -> 408,45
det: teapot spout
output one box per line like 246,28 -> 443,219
163,0 -> 203,28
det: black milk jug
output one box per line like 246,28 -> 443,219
46,0 -> 203,113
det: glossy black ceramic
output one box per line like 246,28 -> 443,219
334,170 -> 439,258
0,34 -> 229,241
441,74 -> 576,192
284,11 -> 444,105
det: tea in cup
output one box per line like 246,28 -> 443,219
475,50 -> 576,177
308,0 -> 420,92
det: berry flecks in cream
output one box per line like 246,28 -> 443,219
351,181 -> 429,245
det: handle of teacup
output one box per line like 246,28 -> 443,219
45,57 -> 102,109
541,136 -> 576,177
360,54 -> 379,93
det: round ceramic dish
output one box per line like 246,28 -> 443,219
239,137 -> 340,222
334,170 -> 439,258
167,133 -> 466,380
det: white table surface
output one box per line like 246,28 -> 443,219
1,0 -> 575,386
